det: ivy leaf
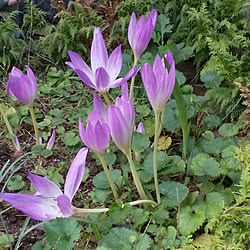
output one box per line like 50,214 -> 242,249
191,153 -> 221,177
43,218 -> 80,250
179,206 -> 205,235
200,71 -> 221,88
131,132 -> 150,153
219,123 -> 239,137
7,175 -> 24,191
159,181 -> 189,207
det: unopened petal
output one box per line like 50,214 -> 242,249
46,129 -> 56,150
64,147 -> 88,200
93,93 -> 107,122
136,122 -> 145,134
95,67 -> 110,92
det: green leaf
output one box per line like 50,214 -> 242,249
93,170 -> 123,189
159,181 -> 189,207
43,218 -> 80,250
32,241 -> 51,250
204,114 -> 221,128
155,14 -> 173,44
199,182 -> 215,195
200,71 -> 221,88
64,131 -> 81,146
136,233 -> 153,250
131,132 -> 150,153
46,167 -> 64,188
132,208 -> 149,228
162,226 -> 176,248
152,209 -> 169,225
179,206 -> 205,235
7,175 -> 24,191
143,117 -> 155,137
90,189 -> 110,203
191,153 -> 221,177
49,108 -> 64,117
219,123 -> 239,137
175,70 -> 186,86
0,233 -> 14,248
202,131 -> 214,140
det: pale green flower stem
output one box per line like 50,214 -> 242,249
28,106 -> 40,145
71,199 -> 157,217
158,106 -> 166,138
0,104 -> 18,150
129,57 -> 138,101
126,148 -> 147,200
154,111 -> 161,204
97,153 -> 118,200
102,91 -> 111,106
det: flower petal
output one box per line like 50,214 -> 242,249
95,67 -> 110,92
25,65 -> 37,99
29,172 -> 63,197
74,69 -> 96,89
107,45 -> 122,80
136,122 -> 145,134
0,193 -> 62,221
93,93 -> 107,122
46,129 -> 56,150
128,12 -> 136,49
64,147 -> 88,200
66,50 -> 94,82
91,27 -> 108,73
56,194 -> 72,217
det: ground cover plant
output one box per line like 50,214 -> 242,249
0,0 -> 249,249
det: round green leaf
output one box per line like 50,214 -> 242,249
200,71 -> 221,88
219,123 -> 239,137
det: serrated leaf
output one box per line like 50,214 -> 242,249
152,209 -> 169,225
132,208 -> 149,228
32,241 -> 51,250
132,132 -> 150,153
64,131 -> 81,146
162,226 -> 176,248
176,70 -> 186,86
0,233 -> 14,248
179,206 -> 205,235
143,117 -> 155,137
157,136 -> 172,151
93,169 -> 122,189
199,182 -> 215,195
7,175 -> 24,191
159,181 -> 189,207
200,71 -> 221,88
204,115 -> 221,128
202,131 -> 214,140
90,189 -> 110,203
136,233 -> 153,250
219,123 -> 239,137
43,218 -> 80,250
191,153 -> 221,177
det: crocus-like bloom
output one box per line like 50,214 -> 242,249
141,51 -> 175,113
93,93 -> 107,122
107,96 -> 135,155
46,129 -> 56,150
128,9 -> 157,62
7,66 -> 37,107
66,27 -> 138,93
0,148 -> 88,221
136,122 -> 145,134
79,111 -> 110,155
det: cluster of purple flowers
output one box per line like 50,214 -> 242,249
1,9 -> 176,221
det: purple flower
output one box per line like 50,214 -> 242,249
79,111 -> 110,155
136,122 -> 145,134
66,27 -> 138,93
0,148 -> 88,221
46,129 -> 56,150
93,93 -> 107,122
7,66 -> 37,107
141,51 -> 175,113
107,96 -> 135,155
128,9 -> 157,62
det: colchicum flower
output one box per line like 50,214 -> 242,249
7,66 -> 37,107
107,96 -> 135,155
0,148 -> 88,221
141,51 -> 175,114
66,27 -> 138,93
93,93 -> 107,122
128,9 -> 157,62
46,129 -> 56,150
136,122 -> 145,134
79,110 -> 110,155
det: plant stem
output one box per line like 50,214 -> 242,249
158,106 -> 166,138
129,57 -> 138,101
153,111 -> 161,204
71,199 -> 157,217
126,149 -> 147,200
102,91 -> 111,105
28,106 -> 40,145
0,104 -> 17,150
97,153 -> 118,200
